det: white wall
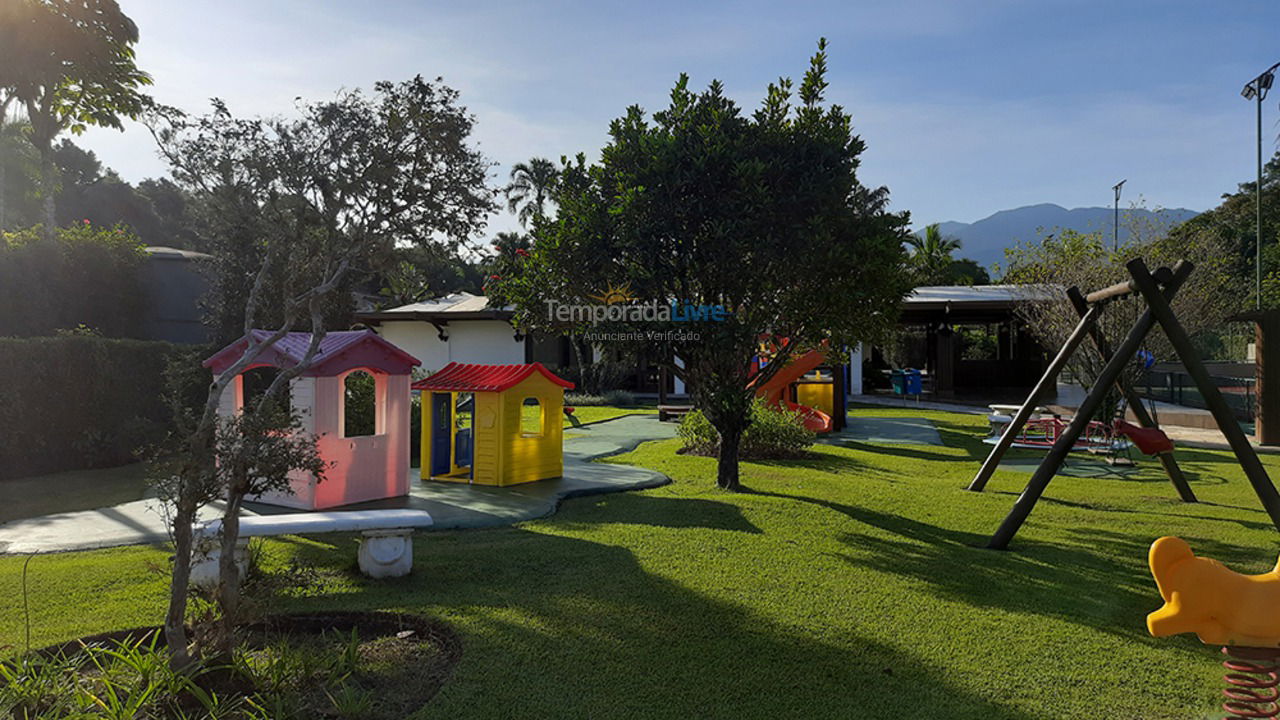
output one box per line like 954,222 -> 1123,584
447,321 -> 526,366
374,319 -> 525,373
849,344 -> 863,395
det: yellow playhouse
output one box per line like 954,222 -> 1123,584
412,362 -> 574,486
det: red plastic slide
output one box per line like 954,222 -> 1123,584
752,349 -> 832,432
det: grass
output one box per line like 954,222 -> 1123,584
3,406 -> 1277,718
559,404 -> 656,428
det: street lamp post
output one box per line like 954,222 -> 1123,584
1242,62 -> 1279,310
1112,179 -> 1126,252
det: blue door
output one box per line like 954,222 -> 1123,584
430,393 -> 452,476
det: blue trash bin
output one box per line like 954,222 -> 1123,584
904,369 -> 922,395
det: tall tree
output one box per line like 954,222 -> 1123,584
148,75 -> 495,664
489,40 -> 912,490
906,223 -> 963,285
506,156 -> 559,227
0,0 -> 151,236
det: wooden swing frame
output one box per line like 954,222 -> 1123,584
968,258 -> 1280,550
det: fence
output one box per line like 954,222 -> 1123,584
1140,369 -> 1255,421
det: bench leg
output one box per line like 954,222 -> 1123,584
358,530 -> 414,579
190,536 -> 249,589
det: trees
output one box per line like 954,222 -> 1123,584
148,75 -> 495,665
0,0 -> 151,234
1167,150 -> 1280,311
489,40 -> 912,490
154,76 -> 497,344
906,223 -> 963,285
1002,222 -> 1236,421
506,157 -> 558,227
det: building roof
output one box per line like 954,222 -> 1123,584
905,284 -> 1057,307
204,329 -> 421,377
412,362 -> 574,393
356,292 -> 514,323
900,284 -> 1058,324
145,246 -> 214,261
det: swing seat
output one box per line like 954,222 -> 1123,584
1114,420 -> 1174,455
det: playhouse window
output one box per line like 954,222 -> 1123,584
343,370 -> 378,437
520,397 -> 544,437
240,366 -> 291,414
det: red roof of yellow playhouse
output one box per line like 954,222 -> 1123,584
412,362 -> 574,393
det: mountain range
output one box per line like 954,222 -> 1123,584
921,203 -> 1201,272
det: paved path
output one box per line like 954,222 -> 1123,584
0,415 -> 675,555
854,392 -> 1280,454
833,417 -> 943,446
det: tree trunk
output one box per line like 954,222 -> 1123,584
165,502 -> 196,670
0,148 -> 7,231
716,424 -> 743,491
214,488 -> 245,657
39,143 -> 56,238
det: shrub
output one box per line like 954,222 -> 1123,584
602,389 -> 637,406
677,399 -> 815,459
0,336 -> 180,479
0,223 -> 148,338
565,389 -> 638,407
564,392 -> 607,406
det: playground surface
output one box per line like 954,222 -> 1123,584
0,414 -> 674,554
5,405 -> 1279,718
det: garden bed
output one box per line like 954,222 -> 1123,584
12,611 -> 461,719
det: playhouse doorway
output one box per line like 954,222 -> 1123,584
427,391 -> 474,481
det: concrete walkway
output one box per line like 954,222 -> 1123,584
0,415 -> 675,555
831,417 -> 943,446
854,391 -> 1280,454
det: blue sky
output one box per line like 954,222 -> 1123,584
77,0 -> 1280,238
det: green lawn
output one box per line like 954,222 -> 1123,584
3,407 -> 1275,718
559,404 -> 656,428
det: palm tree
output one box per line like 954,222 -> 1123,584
906,223 -> 963,285
505,157 -> 558,227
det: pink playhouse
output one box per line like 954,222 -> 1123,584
204,330 -> 421,510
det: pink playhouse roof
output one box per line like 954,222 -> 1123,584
204,329 -> 420,377
412,362 -> 574,393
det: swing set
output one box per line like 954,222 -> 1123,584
969,258 -> 1280,550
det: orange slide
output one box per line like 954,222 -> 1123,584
752,349 -> 833,433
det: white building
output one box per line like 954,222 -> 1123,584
358,293 -> 530,372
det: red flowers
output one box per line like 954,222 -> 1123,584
515,248 -> 530,257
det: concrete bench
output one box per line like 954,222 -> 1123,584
190,509 -> 434,588
988,403 -> 1050,418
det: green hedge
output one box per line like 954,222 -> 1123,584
0,224 -> 148,338
0,336 -> 181,480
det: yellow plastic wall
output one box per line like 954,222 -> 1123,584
420,375 -> 566,487
796,381 -> 834,419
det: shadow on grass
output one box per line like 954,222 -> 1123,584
264,522 -> 1041,720
751,450 -> 874,477
554,493 -> 764,534
742,486 -> 1242,653
984,489 -> 1280,534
